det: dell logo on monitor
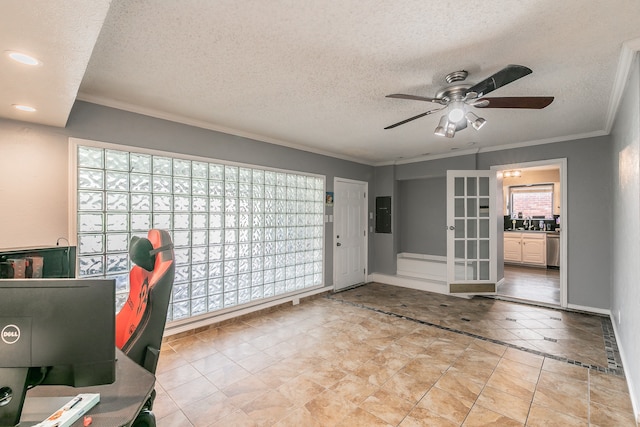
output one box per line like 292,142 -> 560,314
1,325 -> 20,345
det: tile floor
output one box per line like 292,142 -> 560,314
154,283 -> 637,426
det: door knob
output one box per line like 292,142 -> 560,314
448,226 -> 455,230
336,242 -> 342,246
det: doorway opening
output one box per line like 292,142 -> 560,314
492,159 -> 567,308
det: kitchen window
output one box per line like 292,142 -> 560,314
509,184 -> 554,219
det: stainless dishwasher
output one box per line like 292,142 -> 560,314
546,233 -> 560,268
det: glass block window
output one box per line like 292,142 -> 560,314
75,145 -> 325,322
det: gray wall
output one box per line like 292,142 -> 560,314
0,101 -> 374,286
373,134 -> 612,310
477,136 -> 612,310
371,165 -> 397,275
397,177 -> 447,256
610,53 -> 640,417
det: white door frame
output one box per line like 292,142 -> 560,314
491,158 -> 568,308
333,177 -> 368,290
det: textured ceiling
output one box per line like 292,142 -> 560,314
2,1 -> 640,164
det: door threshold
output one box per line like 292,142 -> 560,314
490,294 -> 560,310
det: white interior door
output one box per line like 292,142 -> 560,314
334,179 -> 367,291
446,170 -> 497,294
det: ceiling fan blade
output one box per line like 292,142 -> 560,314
386,94 -> 446,104
466,65 -> 532,97
473,96 -> 554,109
384,107 -> 444,130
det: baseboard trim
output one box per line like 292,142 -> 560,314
368,273 -> 449,295
163,285 -> 333,338
566,303 -> 612,316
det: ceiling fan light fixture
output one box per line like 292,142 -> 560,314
447,101 -> 465,123
434,115 -> 448,137
466,112 -> 487,130
445,121 -> 456,138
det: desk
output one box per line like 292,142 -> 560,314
20,349 -> 155,427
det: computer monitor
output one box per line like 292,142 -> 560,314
0,278 -> 116,426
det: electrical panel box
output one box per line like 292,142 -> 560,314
375,196 -> 392,233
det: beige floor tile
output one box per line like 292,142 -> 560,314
277,374 -> 326,406
589,369 -> 630,393
152,284 -> 637,427
299,359 -> 348,388
189,352 -> 236,376
469,338 -> 508,357
541,357 -> 589,382
335,407 -> 393,427
253,362 -> 303,388
532,385 -> 588,421
400,355 -> 449,382
165,376 -> 218,408
152,391 -> 180,420
450,357 -> 496,384
381,371 -> 433,403
475,385 -> 531,424
418,386 -> 473,425
495,357 -> 541,384
399,406 -> 459,427
352,358 -> 397,386
156,364 -> 205,391
330,373 -> 379,405
241,389 -> 295,426
486,369 -> 536,401
525,403 -> 588,427
590,401 -> 638,427
457,346 -> 502,371
205,362 -> 251,389
157,409 -> 194,427
435,369 -> 484,403
166,335 -> 219,362
156,347 -> 189,374
537,369 -> 589,399
220,374 -> 271,408
208,409 -> 257,427
272,406 -> 322,427
462,404 -> 523,426
304,389 -> 358,426
235,351 -> 279,373
424,339 -> 468,361
590,385 -> 634,413
502,346 -> 544,369
180,391 -> 238,427
360,389 -> 415,425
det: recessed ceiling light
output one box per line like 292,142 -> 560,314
6,51 -> 41,66
13,104 -> 37,112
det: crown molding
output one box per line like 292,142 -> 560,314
605,37 -> 640,133
76,93 -> 376,166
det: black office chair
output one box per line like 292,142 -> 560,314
115,229 -> 175,427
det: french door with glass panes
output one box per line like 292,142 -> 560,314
446,170 -> 497,294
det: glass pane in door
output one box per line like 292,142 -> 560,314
448,171 -> 495,286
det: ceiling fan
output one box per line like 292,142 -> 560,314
384,64 -> 554,138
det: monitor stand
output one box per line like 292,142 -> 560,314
0,367 -> 30,427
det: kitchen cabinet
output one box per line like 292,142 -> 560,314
504,232 -> 547,267
504,234 -> 522,263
